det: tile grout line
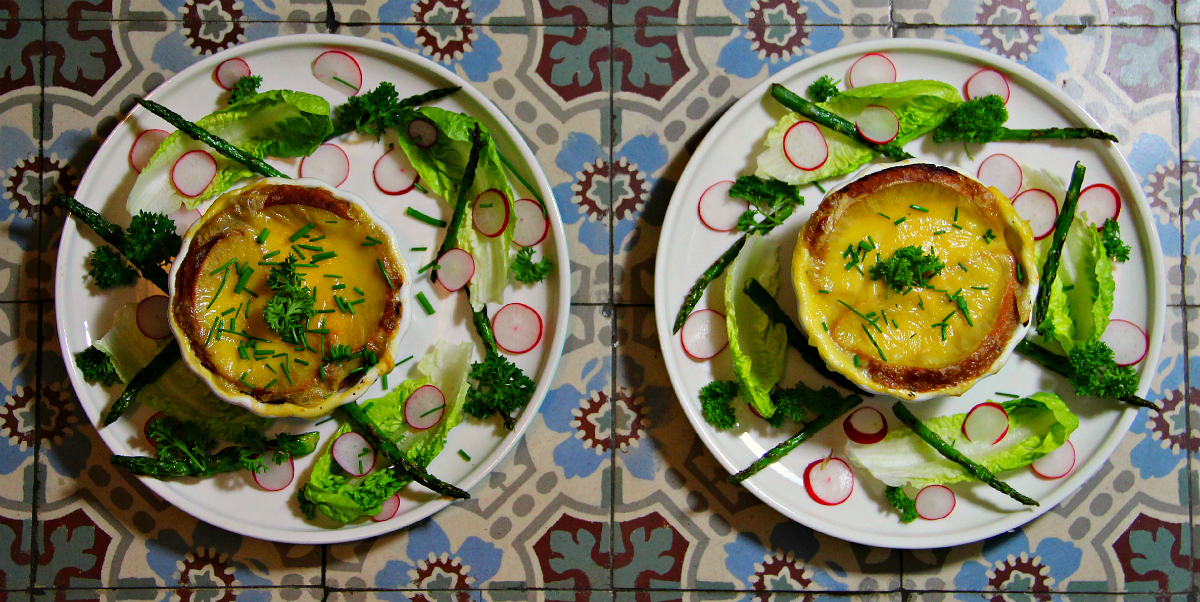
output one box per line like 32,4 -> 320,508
1173,18 -> 1196,573
29,13 -> 47,597
607,9 -> 617,594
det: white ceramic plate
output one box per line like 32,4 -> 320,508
55,34 -> 570,544
654,39 -> 1165,549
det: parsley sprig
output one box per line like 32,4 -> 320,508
88,246 -> 138,290
511,247 -> 552,284
227,75 -> 263,105
869,246 -> 945,293
1099,218 -> 1130,263
262,255 -> 316,345
730,175 -> 804,236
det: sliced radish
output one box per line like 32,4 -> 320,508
251,452 -> 295,491
136,295 -> 172,339
144,411 -> 168,449
214,58 -> 251,90
680,309 -> 728,360
1011,189 -> 1058,240
697,180 -> 747,232
332,431 -> 375,477
915,485 -> 956,520
404,384 -> 447,430
1031,440 -> 1075,479
299,143 -> 350,187
1076,183 -> 1121,228
167,205 -> 202,236
1100,319 -> 1148,366
472,189 -> 510,237
492,302 -> 544,354
512,199 -> 549,247
434,248 -> 475,292
783,121 -> 828,171
171,150 -> 217,197
408,118 -> 438,148
847,53 -> 896,88
855,105 -> 899,144
843,407 -> 888,445
312,50 -> 362,94
803,457 -> 854,506
962,402 -> 1010,445
373,148 -> 419,195
965,68 -> 1010,104
372,493 -> 401,522
129,129 -> 169,174
976,154 -> 1023,200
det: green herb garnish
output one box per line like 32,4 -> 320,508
868,246 -> 945,293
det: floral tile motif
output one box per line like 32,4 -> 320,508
1182,163 -> 1199,305
0,302 -> 38,595
29,589 -> 325,601
325,591 -> 489,602
326,305 -> 613,591
333,0 -> 562,27
48,0 -> 326,22
1181,26 -> 1200,162
634,0 -> 891,26
911,594 -> 1188,602
893,0 -> 1175,26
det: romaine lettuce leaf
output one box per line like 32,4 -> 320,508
1038,215 -> 1115,352
724,234 -> 786,418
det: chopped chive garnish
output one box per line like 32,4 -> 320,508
353,287 -> 364,296
291,245 -> 307,260
209,259 -> 235,275
995,392 -> 1021,398
958,262 -> 968,272
381,374 -> 389,390
324,274 -> 342,279
458,449 -> 471,461
264,363 -> 276,373
257,228 -> 270,243
294,263 -> 318,268
311,251 -> 337,262
405,207 -> 447,228
397,355 -> 414,366
349,298 -> 365,306
233,266 -> 254,294
315,309 -> 334,314
818,289 -> 830,294
325,220 -> 337,224
281,362 -> 292,385
910,204 -> 929,212
309,236 -> 325,242
894,217 -> 907,225
480,203 -> 493,208
1016,263 -> 1025,283
862,325 -> 887,361
418,261 -> 439,274
420,403 -> 446,418
264,378 -> 277,389
952,223 -> 963,230
290,223 -> 316,242
294,358 -> 310,366
970,285 -> 988,291
332,283 -> 346,290
411,246 -> 427,251
982,229 -> 997,243
307,328 -> 330,334
263,250 -> 281,259
298,244 -> 323,252
377,259 -> 394,289
206,268 -> 230,309
1062,284 -> 1075,292
361,240 -> 378,247
918,296 -> 925,310
332,75 -> 358,91
238,346 -> 248,360
258,261 -> 280,266
821,321 -> 828,332
836,299 -> 876,324
853,355 -> 860,367
933,230 -> 947,235
315,416 -> 334,426
416,291 -> 434,315
239,371 -> 251,387
877,212 -> 891,220
954,207 -> 959,222
221,307 -> 237,316
204,316 -> 220,347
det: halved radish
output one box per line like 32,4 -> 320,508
1100,319 -> 1148,366
144,411 -> 168,448
171,150 -> 217,197
214,58 -> 251,90
299,143 -> 350,187
136,295 -> 172,339
1011,189 -> 1058,240
783,121 -> 828,171
1076,183 -> 1121,228
404,384 -> 447,430
965,68 -> 1010,103
915,485 -> 955,520
374,148 -> 419,195
855,105 -> 899,144
129,129 -> 169,174
843,407 -> 888,445
848,53 -> 896,88
492,302 -> 543,354
167,205 -> 202,236
332,431 -> 374,477
680,309 -> 727,360
312,50 -> 362,94
251,452 -> 295,491
372,493 -> 401,522
472,189 -> 510,237
976,154 -> 1023,200
1031,440 -> 1075,479
408,118 -> 438,148
512,199 -> 549,247
962,402 -> 1010,445
697,180 -> 747,232
434,248 -> 475,292
804,457 -> 854,506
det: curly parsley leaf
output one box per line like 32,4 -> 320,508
807,75 -> 841,102
869,245 -> 945,293
88,246 -> 138,290
699,380 -> 738,429
1099,218 -> 1130,263
262,255 -> 315,345
125,211 -> 182,266
728,175 -> 804,236
228,75 -> 263,105
466,352 -> 534,430
336,82 -> 409,138
763,384 -> 846,428
1068,339 -> 1138,399
75,345 -> 121,386
511,247 -> 552,284
885,486 -> 919,523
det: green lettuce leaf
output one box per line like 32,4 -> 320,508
724,234 -> 787,418
845,392 -> 1078,488
128,90 -> 333,214
1038,215 -> 1115,352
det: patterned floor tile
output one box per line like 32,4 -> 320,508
326,305 -> 613,591
1184,2 -> 1200,24
0,13 -> 43,303
687,0 -> 891,26
1182,26 -> 1200,162
29,589 -> 324,601
331,0 -> 584,26
48,0 -> 326,22
893,0 -> 1175,25
1182,163 -> 1199,305
326,591 -> 489,602
911,593 -> 1189,602
0,302 -> 38,595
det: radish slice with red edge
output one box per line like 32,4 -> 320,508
855,105 -> 899,144
1031,440 -> 1075,479
915,485 -> 955,520
512,199 -> 549,247
680,309 -> 727,360
251,452 -> 295,491
136,295 -> 172,339
332,431 -> 374,477
492,302 -> 543,354
404,384 -> 447,430
1011,189 -> 1058,240
783,121 -> 828,171
962,401 -> 1010,445
129,129 -> 169,174
435,248 -> 475,292
214,58 -> 251,90
472,189 -> 510,237
697,180 -> 747,232
976,154 -> 1023,200
372,493 -> 401,522
965,68 -> 1010,103
1076,183 -> 1121,228
1100,319 -> 1148,366
171,150 -> 217,197
299,143 -> 349,187
312,50 -> 362,94
843,407 -> 887,444
374,148 -> 419,195
803,457 -> 854,505
167,205 -> 202,236
408,118 -> 438,148
848,53 -> 896,88
144,411 -> 168,448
